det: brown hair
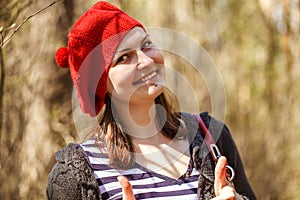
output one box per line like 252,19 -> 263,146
96,91 -> 183,169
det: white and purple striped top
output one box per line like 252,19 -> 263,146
79,139 -> 200,200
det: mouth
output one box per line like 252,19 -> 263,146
133,70 -> 158,85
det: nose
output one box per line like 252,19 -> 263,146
136,50 -> 154,69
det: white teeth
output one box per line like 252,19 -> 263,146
141,71 -> 156,82
136,71 -> 157,84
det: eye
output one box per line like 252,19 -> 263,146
141,40 -> 153,50
111,53 -> 131,67
117,54 -> 129,63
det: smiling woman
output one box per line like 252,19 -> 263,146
46,1 -> 256,200
107,27 -> 165,107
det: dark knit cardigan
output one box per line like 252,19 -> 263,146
46,113 -> 256,200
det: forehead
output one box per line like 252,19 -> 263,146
116,27 -> 147,51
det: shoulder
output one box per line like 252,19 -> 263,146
180,111 -> 222,128
197,112 -> 237,154
46,143 -> 100,200
180,112 -> 230,139
182,112 -> 232,139
181,112 -> 257,199
180,112 -> 236,158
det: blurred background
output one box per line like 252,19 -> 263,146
0,0 -> 299,199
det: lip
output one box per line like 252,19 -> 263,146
133,70 -> 158,85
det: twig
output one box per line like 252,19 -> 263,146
0,0 -> 61,48
0,47 -> 5,149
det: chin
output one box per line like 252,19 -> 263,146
149,85 -> 164,97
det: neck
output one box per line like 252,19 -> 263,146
111,99 -> 160,139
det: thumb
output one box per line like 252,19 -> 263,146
117,175 -> 135,200
214,156 -> 228,196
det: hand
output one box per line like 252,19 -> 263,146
117,175 -> 135,200
211,156 -> 241,200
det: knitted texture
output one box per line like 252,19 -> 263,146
46,143 -> 101,200
55,1 -> 144,116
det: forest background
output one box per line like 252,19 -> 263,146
1,0 -> 299,199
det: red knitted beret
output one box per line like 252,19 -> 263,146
55,1 -> 144,116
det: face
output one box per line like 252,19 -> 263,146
106,27 -> 165,105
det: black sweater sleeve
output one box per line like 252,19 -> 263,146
46,144 -> 100,200
200,112 -> 257,200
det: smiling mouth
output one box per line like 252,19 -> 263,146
133,70 -> 158,85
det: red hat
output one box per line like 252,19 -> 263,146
55,1 -> 144,116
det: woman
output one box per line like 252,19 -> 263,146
47,1 -> 256,200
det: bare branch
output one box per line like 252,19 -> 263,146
0,0 -> 61,48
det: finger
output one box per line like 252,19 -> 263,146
117,175 -> 135,200
211,185 -> 236,200
214,156 -> 228,196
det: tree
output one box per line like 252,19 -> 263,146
1,0 -> 299,199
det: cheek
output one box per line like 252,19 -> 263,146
106,67 -> 135,95
106,77 -> 114,95
155,50 -> 164,65
146,48 -> 164,65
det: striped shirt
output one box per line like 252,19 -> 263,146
79,139 -> 200,200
